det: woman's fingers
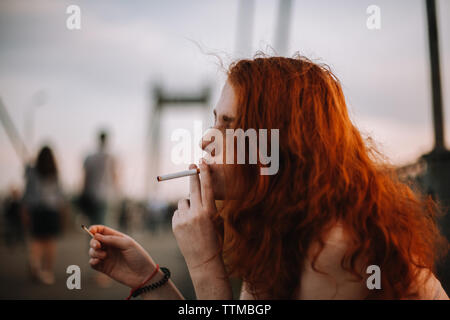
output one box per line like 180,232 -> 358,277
199,160 -> 216,212
189,164 -> 202,208
89,247 -> 107,260
89,258 -> 101,267
90,238 -> 102,249
94,233 -> 129,250
178,198 -> 190,210
89,225 -> 123,237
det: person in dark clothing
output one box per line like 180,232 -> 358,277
2,187 -> 25,249
22,146 -> 66,285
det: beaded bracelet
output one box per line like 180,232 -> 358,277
126,265 -> 160,300
131,267 -> 171,298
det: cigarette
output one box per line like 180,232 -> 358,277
81,225 -> 95,238
157,168 -> 200,182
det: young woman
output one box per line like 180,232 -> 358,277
22,146 -> 66,285
88,55 -> 449,299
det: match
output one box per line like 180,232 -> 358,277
81,225 -> 94,238
157,168 -> 200,182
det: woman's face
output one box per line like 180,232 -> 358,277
200,81 -> 237,200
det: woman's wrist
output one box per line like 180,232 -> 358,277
188,253 -> 233,299
138,267 -> 185,300
139,265 -> 163,287
129,256 -> 158,289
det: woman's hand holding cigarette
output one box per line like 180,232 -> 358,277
88,225 -> 156,289
87,160 -> 231,299
172,160 -> 232,299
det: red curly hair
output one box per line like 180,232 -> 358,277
210,54 -> 448,299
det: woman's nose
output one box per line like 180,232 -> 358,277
200,136 -> 209,151
199,129 -> 216,156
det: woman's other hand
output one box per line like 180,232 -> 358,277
172,161 -> 221,271
88,225 -> 155,289
172,161 -> 231,299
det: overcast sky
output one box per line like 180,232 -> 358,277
0,0 -> 449,200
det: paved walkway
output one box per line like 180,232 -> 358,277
0,226 -> 197,299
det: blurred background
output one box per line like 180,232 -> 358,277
0,0 -> 449,299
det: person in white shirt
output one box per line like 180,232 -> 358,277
81,130 -> 118,226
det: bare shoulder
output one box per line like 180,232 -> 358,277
297,222 -> 369,299
305,222 -> 354,270
408,268 -> 449,300
240,222 -> 369,300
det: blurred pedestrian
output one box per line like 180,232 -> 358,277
81,130 -> 118,226
118,198 -> 131,233
2,186 -> 25,250
22,146 -> 66,285
145,198 -> 169,234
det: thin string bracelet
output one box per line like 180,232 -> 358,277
126,264 -> 160,300
131,267 -> 171,298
